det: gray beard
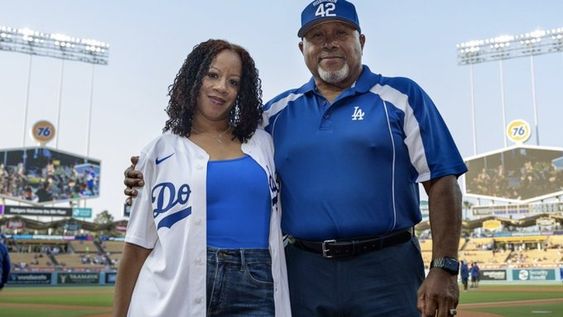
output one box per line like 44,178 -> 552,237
318,63 -> 350,84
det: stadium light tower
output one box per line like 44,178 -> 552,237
0,25 -> 109,153
0,26 -> 109,64
456,27 -> 563,151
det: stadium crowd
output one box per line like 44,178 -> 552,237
0,160 -> 99,203
469,161 -> 563,200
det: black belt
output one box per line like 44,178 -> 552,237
289,229 -> 412,259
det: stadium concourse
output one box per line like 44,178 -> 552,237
0,212 -> 562,286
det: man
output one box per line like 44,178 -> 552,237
22,186 -> 35,201
460,260 -> 469,291
470,262 -> 480,288
0,235 -> 11,290
35,181 -> 53,203
124,1 -> 466,316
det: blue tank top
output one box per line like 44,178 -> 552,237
206,155 -> 271,248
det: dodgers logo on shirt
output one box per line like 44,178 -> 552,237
152,182 -> 192,229
351,106 -> 365,120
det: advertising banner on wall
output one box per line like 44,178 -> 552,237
105,272 -> 117,284
6,219 -> 25,229
480,270 -> 507,281
8,273 -> 52,285
4,205 -> 72,217
513,269 -> 556,281
57,273 -> 99,285
72,207 -> 92,218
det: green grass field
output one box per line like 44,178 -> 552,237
0,284 -> 561,316
0,286 -> 114,317
460,285 -> 563,303
458,284 -> 563,316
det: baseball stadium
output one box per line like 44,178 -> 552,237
1,2 -> 563,317
1,198 -> 563,317
1,147 -> 562,315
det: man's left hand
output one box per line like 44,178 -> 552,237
417,268 -> 459,317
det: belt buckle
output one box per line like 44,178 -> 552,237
322,239 -> 336,258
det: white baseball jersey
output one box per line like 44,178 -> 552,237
125,130 -> 291,317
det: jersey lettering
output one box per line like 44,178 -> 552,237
266,166 -> 279,207
152,182 -> 192,229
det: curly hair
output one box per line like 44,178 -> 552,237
163,39 -> 263,143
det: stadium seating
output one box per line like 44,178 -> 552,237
463,237 -> 494,251
418,238 -> 467,268
459,250 -> 510,267
548,235 -> 563,247
419,239 -> 432,252
509,249 -> 562,267
69,240 -> 98,253
417,233 -> 563,269
109,253 -> 123,267
55,254 -> 106,268
9,252 -> 52,269
101,241 -> 124,254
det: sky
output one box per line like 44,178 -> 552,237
0,0 -> 562,221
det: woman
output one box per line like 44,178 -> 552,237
112,39 -> 291,317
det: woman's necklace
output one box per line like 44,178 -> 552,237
191,125 -> 232,144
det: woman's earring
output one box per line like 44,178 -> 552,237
230,100 -> 241,127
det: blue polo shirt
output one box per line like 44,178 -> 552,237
263,66 -> 467,240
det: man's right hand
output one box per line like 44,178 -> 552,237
123,156 -> 144,206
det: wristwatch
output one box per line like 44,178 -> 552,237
430,256 -> 459,275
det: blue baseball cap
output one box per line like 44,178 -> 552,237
298,0 -> 361,37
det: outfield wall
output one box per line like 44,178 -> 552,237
478,267 -> 562,283
426,267 -> 563,284
8,267 -> 563,286
7,271 -> 117,286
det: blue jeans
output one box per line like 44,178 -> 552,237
286,236 -> 425,317
206,247 -> 274,317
